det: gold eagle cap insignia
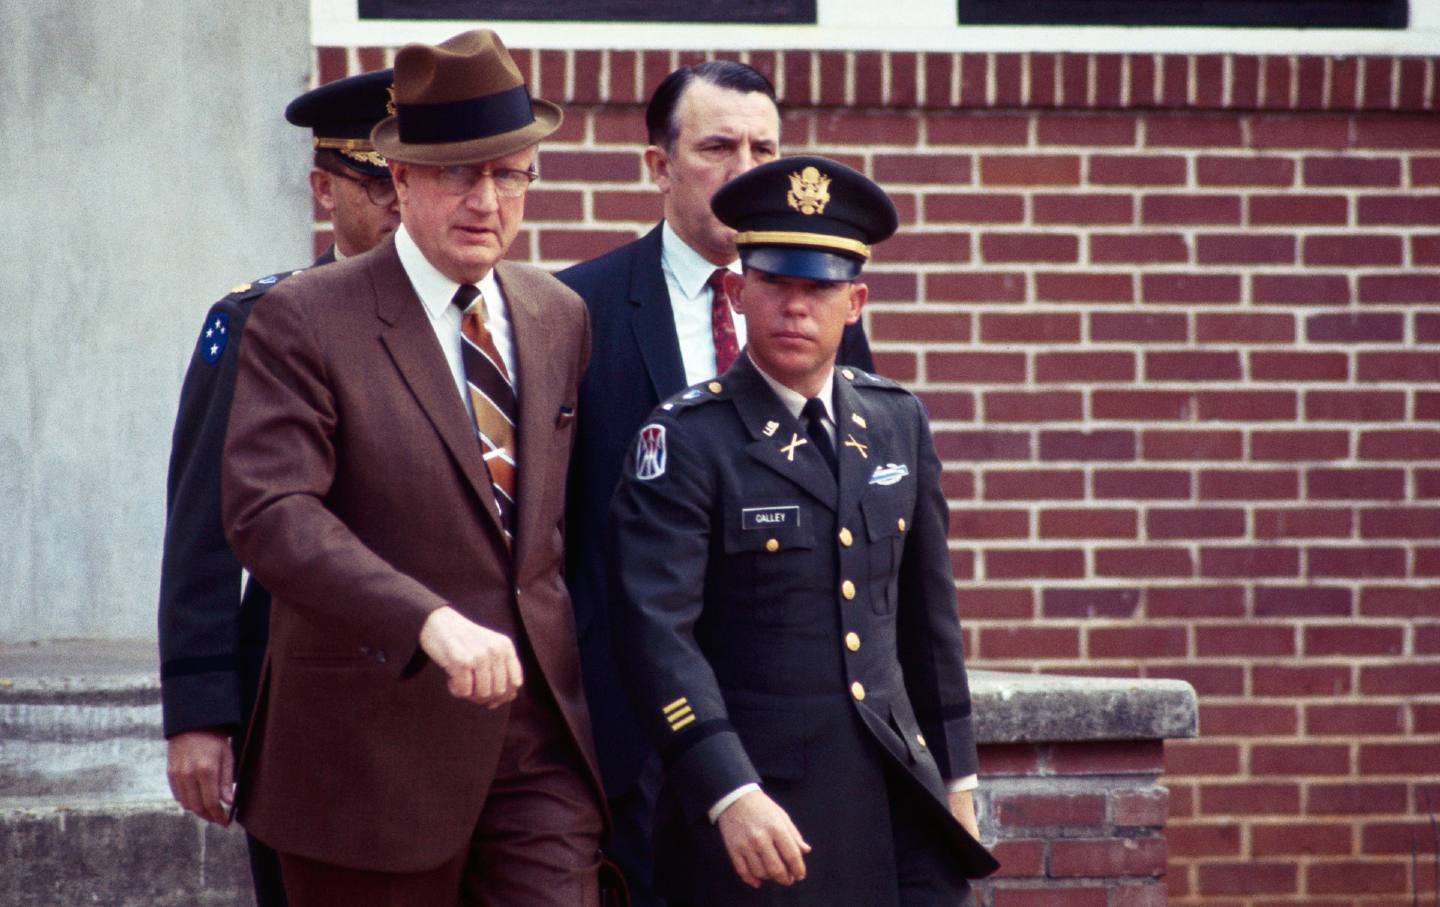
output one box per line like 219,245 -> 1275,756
786,166 -> 831,216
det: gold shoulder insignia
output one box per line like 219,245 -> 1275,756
386,84 -> 397,116
230,283 -> 251,294
786,165 -> 831,216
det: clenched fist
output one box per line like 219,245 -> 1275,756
419,606 -> 524,707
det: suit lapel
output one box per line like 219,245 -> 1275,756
833,375 -> 879,517
629,225 -> 687,400
498,262 -> 565,568
727,357 -> 838,510
372,243 -> 508,542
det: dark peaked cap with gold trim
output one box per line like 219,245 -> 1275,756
711,154 -> 899,282
371,28 -> 562,166
285,68 -> 394,177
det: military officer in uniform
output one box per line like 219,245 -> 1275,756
156,68 -> 396,907
608,156 -> 999,906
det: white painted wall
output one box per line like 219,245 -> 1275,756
0,1 -> 312,641
314,0 -> 1440,55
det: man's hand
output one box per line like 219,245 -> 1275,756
419,606 -> 523,707
716,790 -> 812,889
948,788 -> 980,841
166,729 -> 234,825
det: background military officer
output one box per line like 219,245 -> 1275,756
156,67 -> 396,907
608,156 -> 999,906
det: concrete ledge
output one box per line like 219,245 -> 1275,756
1,643 -> 1198,802
970,670 -> 1198,745
1,641 -> 1198,905
0,803 -> 252,907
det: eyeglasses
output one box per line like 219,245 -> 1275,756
326,168 -> 398,207
433,165 -> 538,199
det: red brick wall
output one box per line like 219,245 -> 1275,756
319,46 -> 1440,906
979,738 -> 1172,905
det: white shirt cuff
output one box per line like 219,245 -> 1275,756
947,774 -> 979,793
707,783 -> 762,823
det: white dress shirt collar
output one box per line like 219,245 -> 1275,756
661,220 -> 740,298
660,221 -> 747,386
395,224 -> 504,326
393,224 -> 515,411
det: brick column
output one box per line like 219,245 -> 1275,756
970,671 -> 1196,906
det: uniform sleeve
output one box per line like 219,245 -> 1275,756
157,300 -> 249,738
895,394 -> 979,780
221,287 -> 449,673
608,414 -> 763,823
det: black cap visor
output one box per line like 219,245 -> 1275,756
741,247 -> 862,282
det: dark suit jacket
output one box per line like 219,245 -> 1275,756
608,354 -> 998,904
159,249 -> 333,743
557,223 -> 873,797
222,238 -> 603,872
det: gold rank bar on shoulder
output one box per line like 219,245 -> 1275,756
663,696 -> 695,732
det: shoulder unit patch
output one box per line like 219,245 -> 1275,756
199,311 -> 231,364
635,423 -> 667,480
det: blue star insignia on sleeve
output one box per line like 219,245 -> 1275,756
200,311 -> 231,364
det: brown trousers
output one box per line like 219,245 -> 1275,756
278,679 -> 603,907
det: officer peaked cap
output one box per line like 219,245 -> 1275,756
711,155 -> 898,282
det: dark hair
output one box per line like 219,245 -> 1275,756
644,61 -> 778,151
313,149 -> 349,172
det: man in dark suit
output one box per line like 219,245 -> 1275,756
556,61 -> 873,905
221,30 -> 604,906
609,156 -> 998,906
157,67 -> 396,907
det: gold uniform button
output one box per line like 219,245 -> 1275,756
841,580 -> 856,600
708,381 -> 723,394
765,538 -> 779,552
916,734 -> 927,748
838,527 -> 853,547
898,518 -> 907,532
845,632 -> 861,652
851,681 -> 865,701
842,369 -> 855,380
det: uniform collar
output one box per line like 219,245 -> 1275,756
750,360 -> 837,427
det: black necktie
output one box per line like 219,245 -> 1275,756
802,398 -> 838,476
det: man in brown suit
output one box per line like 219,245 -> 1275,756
222,29 -> 604,907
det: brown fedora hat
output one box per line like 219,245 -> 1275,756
371,29 -> 562,165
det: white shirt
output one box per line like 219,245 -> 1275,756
707,363 -> 977,822
661,221 -> 746,386
395,224 -> 518,419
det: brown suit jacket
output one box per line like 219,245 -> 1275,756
222,237 -> 601,872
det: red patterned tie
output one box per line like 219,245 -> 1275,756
453,284 -> 517,543
709,268 -> 740,375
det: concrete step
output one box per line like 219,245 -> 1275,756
0,641 -> 1196,905
1,640 -> 168,801
1,803 -> 253,907
1,642 -> 252,905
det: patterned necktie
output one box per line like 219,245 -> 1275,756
709,268 -> 740,375
802,398 -> 838,477
453,284 -> 518,542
